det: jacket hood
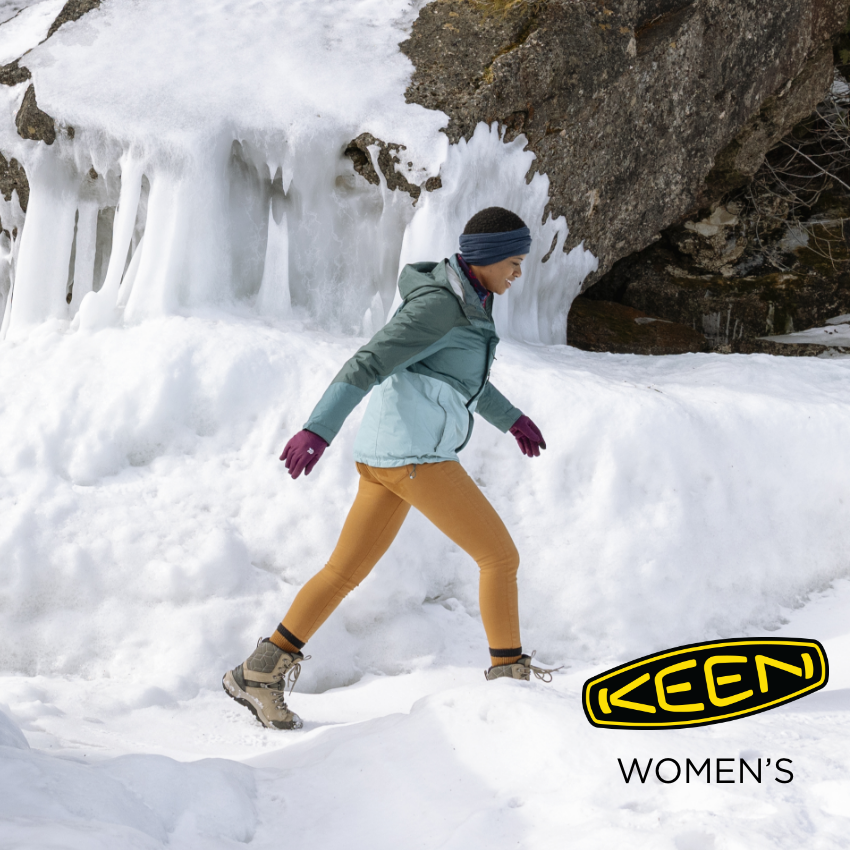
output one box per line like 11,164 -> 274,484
398,258 -> 491,325
397,261 -> 452,301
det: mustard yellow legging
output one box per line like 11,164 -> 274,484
269,461 -> 522,667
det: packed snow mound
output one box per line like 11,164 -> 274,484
0,714 -> 258,848
2,317 -> 850,692
240,677 -> 850,850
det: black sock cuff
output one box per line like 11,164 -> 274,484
276,624 -> 305,650
489,646 -> 523,658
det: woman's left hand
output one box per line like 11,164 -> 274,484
509,415 -> 546,457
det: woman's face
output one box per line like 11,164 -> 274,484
471,255 -> 527,295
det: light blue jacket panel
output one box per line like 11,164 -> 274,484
303,256 -> 522,466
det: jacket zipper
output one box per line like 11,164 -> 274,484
456,337 -> 497,451
466,337 -> 497,409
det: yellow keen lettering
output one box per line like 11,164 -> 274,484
802,653 -> 814,679
704,655 -> 753,707
609,673 -> 656,714
755,655 -> 803,693
582,639 -> 827,729
655,659 -> 705,712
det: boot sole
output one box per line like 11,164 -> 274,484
222,671 -> 302,730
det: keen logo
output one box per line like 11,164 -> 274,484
583,638 -> 828,729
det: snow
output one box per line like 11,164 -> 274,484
1,1 -> 850,847
0,0 -> 50,28
766,320 -> 850,349
2,318 -> 850,847
0,0 -> 63,64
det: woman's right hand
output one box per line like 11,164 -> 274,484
280,430 -> 328,478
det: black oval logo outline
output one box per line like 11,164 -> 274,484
582,637 -> 828,730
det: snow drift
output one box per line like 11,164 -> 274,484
2,318 -> 850,693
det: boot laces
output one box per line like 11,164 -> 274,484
527,650 -> 563,683
264,655 -> 311,708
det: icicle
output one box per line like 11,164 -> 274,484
68,201 -> 99,316
361,290 -> 384,336
0,191 -> 25,340
116,235 -> 144,309
123,172 -> 184,322
256,206 -> 291,318
126,137 -> 233,319
0,233 -> 12,336
6,152 -> 78,336
78,157 -> 144,330
365,144 -> 416,327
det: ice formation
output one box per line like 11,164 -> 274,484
0,0 -> 596,343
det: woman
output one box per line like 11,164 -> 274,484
223,207 -> 554,729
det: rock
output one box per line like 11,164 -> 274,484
567,296 -> 708,354
401,0 -> 849,285
0,60 -> 31,88
587,72 -> 850,358
668,204 -> 748,274
344,133 -> 423,199
695,44 -> 837,204
0,151 -> 29,213
586,242 -> 850,352
15,85 -> 56,145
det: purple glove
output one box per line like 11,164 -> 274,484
280,429 -> 328,479
509,415 -> 546,458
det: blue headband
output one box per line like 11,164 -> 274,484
459,227 -> 532,266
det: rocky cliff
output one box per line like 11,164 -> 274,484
402,0 -> 850,286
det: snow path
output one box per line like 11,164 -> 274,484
1,317 -> 850,847
1,581 -> 849,849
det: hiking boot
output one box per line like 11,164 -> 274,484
485,652 -> 561,683
222,638 -> 307,729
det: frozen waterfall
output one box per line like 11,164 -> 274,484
0,0 -> 596,344
1,124 -> 596,344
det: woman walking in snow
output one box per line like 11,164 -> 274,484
224,207 -> 554,729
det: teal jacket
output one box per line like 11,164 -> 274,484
303,256 -> 522,467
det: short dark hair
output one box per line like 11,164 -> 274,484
462,207 -> 527,235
